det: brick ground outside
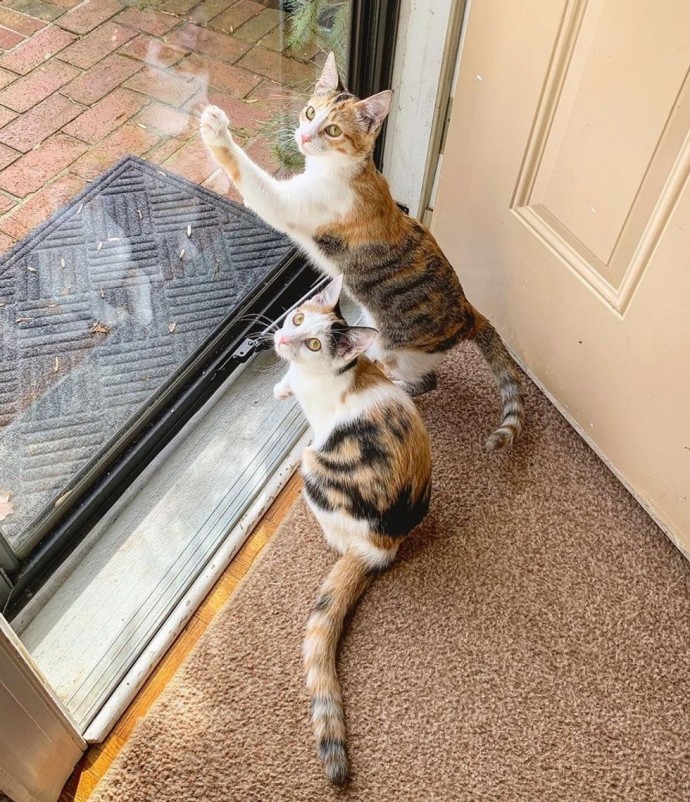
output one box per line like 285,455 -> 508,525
0,0 -> 322,253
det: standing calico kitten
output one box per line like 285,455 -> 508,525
273,276 -> 432,785
201,53 -> 524,451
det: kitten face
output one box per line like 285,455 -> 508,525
273,277 -> 377,371
294,53 -> 392,159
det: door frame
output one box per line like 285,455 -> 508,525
0,615 -> 85,802
384,0 -> 467,218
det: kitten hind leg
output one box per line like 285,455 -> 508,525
394,372 -> 437,397
381,349 -> 444,397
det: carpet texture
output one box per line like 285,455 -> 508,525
0,156 -> 290,544
92,345 -> 690,802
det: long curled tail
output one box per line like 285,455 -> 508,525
303,549 -> 384,785
472,314 -> 525,451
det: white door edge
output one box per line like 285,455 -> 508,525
384,0 -> 460,218
0,618 -> 85,802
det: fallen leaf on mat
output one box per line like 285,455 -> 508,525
91,322 -> 110,334
169,322 -> 177,333
0,489 -> 14,522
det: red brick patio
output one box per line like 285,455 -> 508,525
0,0 -> 321,254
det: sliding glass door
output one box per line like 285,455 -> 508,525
0,0 -> 401,739
1,0 -> 400,618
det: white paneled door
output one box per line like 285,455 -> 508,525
433,0 -> 690,548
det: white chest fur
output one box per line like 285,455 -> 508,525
288,365 -> 344,443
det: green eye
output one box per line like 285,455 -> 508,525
293,313 -> 304,326
307,338 -> 321,352
324,124 -> 342,137
305,106 -> 315,120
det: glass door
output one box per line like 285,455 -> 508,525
0,0 -> 401,735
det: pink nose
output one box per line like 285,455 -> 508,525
278,335 -> 290,345
300,133 -> 312,144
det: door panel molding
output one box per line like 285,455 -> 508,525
512,0 -> 690,314
433,0 -> 690,547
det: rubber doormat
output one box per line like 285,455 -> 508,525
0,156 -> 291,552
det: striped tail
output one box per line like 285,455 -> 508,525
303,549 -> 381,785
472,314 -> 525,451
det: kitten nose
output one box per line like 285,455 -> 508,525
278,335 -> 290,345
300,132 -> 312,144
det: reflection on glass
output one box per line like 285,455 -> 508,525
0,0 -> 350,558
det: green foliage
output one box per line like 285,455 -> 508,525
285,0 -> 319,52
286,0 -> 350,68
263,1 -> 350,172
269,112 -> 305,172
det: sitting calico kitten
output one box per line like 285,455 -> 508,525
201,53 -> 524,451
273,276 -> 432,785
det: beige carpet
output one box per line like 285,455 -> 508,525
92,346 -> 690,802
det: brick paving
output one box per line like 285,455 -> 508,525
0,0 -> 321,252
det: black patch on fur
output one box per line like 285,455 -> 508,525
394,271 -> 432,297
430,330 -> 466,353
336,358 -> 357,375
314,234 -> 347,256
314,453 -> 357,473
311,695 -> 334,714
318,737 -> 346,759
319,475 -> 380,522
333,92 -> 354,104
303,476 -> 333,512
379,482 -> 431,537
313,593 -> 332,613
321,419 -> 379,454
387,405 -> 412,441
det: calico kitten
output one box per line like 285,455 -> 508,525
201,53 -> 524,451
273,276 -> 432,785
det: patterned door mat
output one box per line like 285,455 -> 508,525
0,156 -> 292,554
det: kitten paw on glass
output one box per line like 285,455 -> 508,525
200,106 -> 233,147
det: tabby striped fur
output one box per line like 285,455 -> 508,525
273,277 -> 432,784
200,52 -> 523,450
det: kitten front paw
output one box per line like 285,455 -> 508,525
273,382 -> 293,400
200,105 -> 233,147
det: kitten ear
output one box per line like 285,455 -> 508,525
315,51 -> 340,95
354,90 -> 393,132
311,274 -> 343,309
335,326 -> 378,360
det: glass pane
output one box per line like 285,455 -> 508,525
0,0 -> 351,558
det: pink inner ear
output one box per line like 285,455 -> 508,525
355,91 -> 393,131
312,275 -> 343,308
338,326 -> 377,359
